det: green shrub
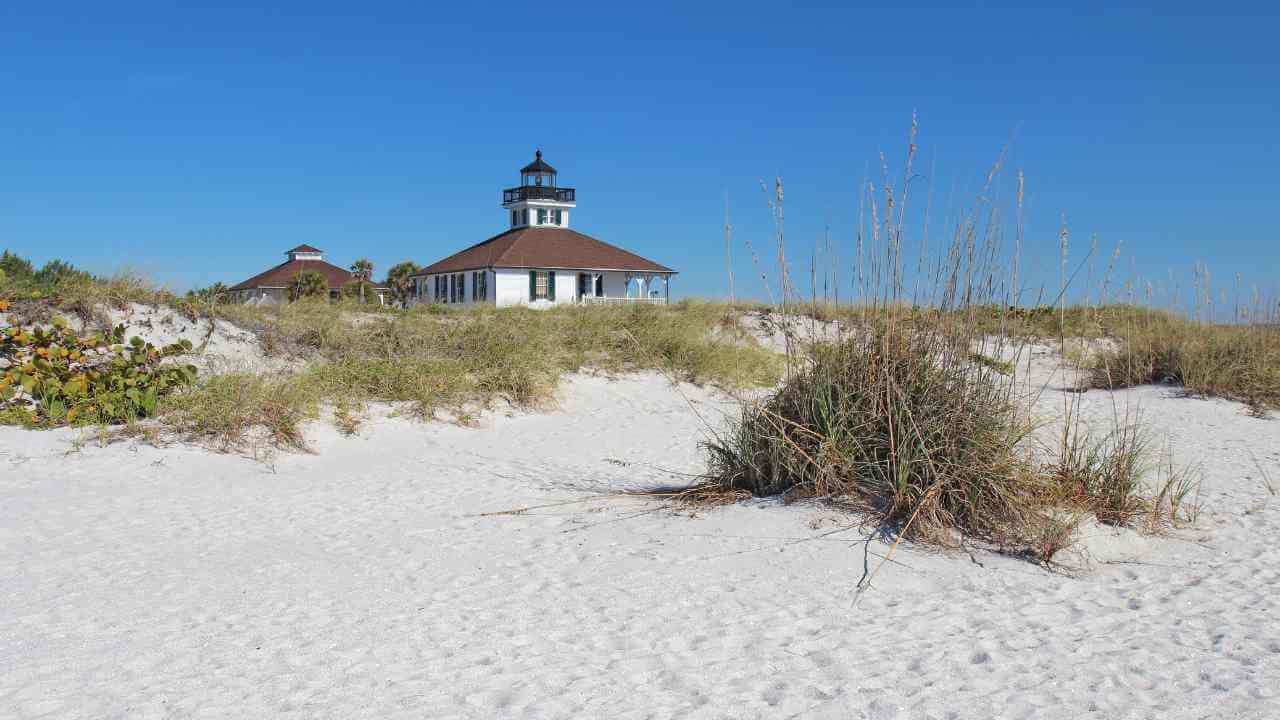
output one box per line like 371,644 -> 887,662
0,316 -> 196,426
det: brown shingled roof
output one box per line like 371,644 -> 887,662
230,258 -> 388,291
412,227 -> 675,276
286,244 -> 324,254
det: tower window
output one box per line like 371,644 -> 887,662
553,209 -> 562,226
536,208 -> 547,225
511,210 -> 518,227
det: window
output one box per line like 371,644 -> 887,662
521,208 -> 529,226
536,208 -> 547,225
511,210 -> 518,227
472,271 -> 487,301
434,276 -> 443,302
448,273 -> 464,303
553,209 -> 562,226
529,270 -> 555,301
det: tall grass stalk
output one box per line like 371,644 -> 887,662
704,117 -> 1200,562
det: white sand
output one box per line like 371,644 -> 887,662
57,302 -> 288,376
2,360 -> 1279,717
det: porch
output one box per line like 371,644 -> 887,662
579,296 -> 667,305
572,271 -> 672,305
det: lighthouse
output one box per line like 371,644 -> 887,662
502,149 -> 577,229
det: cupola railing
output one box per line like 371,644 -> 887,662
503,186 -> 576,204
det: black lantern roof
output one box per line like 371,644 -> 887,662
520,149 -> 556,176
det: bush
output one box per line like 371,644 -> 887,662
288,271 -> 329,301
703,324 -> 1197,559
705,327 -> 1040,545
0,313 -> 196,426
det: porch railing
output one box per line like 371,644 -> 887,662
579,296 -> 667,305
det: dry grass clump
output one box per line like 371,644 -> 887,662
160,373 -> 319,450
968,304 -> 1179,340
1087,314 -> 1280,413
706,329 -> 1040,545
1048,409 -> 1197,529
154,300 -> 781,448
702,331 -> 1197,561
697,117 -> 1202,564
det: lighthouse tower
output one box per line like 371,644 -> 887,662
501,149 -> 577,229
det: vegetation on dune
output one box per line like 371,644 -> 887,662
0,312 -> 197,427
1084,311 -> 1280,414
383,261 -> 421,307
342,279 -> 379,302
0,251 -> 784,442
694,123 -> 1211,565
288,271 -> 329,301
70,299 -> 776,448
707,327 -> 1041,545
349,258 -> 374,304
160,372 -> 318,451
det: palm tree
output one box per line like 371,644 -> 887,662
385,261 -> 421,308
349,258 -> 374,304
187,281 -> 229,305
289,271 -> 329,302
342,279 -> 376,302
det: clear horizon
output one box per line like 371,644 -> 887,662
2,2 -> 1276,306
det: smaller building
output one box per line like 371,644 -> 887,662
410,151 -> 675,308
229,245 -> 388,305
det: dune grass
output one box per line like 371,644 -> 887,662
705,325 -> 1044,547
695,123 -> 1206,564
153,299 -> 782,448
702,315 -> 1198,561
1084,312 -> 1280,413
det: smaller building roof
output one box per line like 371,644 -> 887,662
286,244 -> 324,254
231,257 -> 388,291
520,150 -> 556,176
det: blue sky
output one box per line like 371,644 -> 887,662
1,2 -> 1276,306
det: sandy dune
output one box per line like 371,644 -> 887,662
2,359 -> 1279,717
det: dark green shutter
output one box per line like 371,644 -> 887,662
548,271 -> 556,301
529,270 -> 536,301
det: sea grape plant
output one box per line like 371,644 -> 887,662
0,314 -> 197,426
